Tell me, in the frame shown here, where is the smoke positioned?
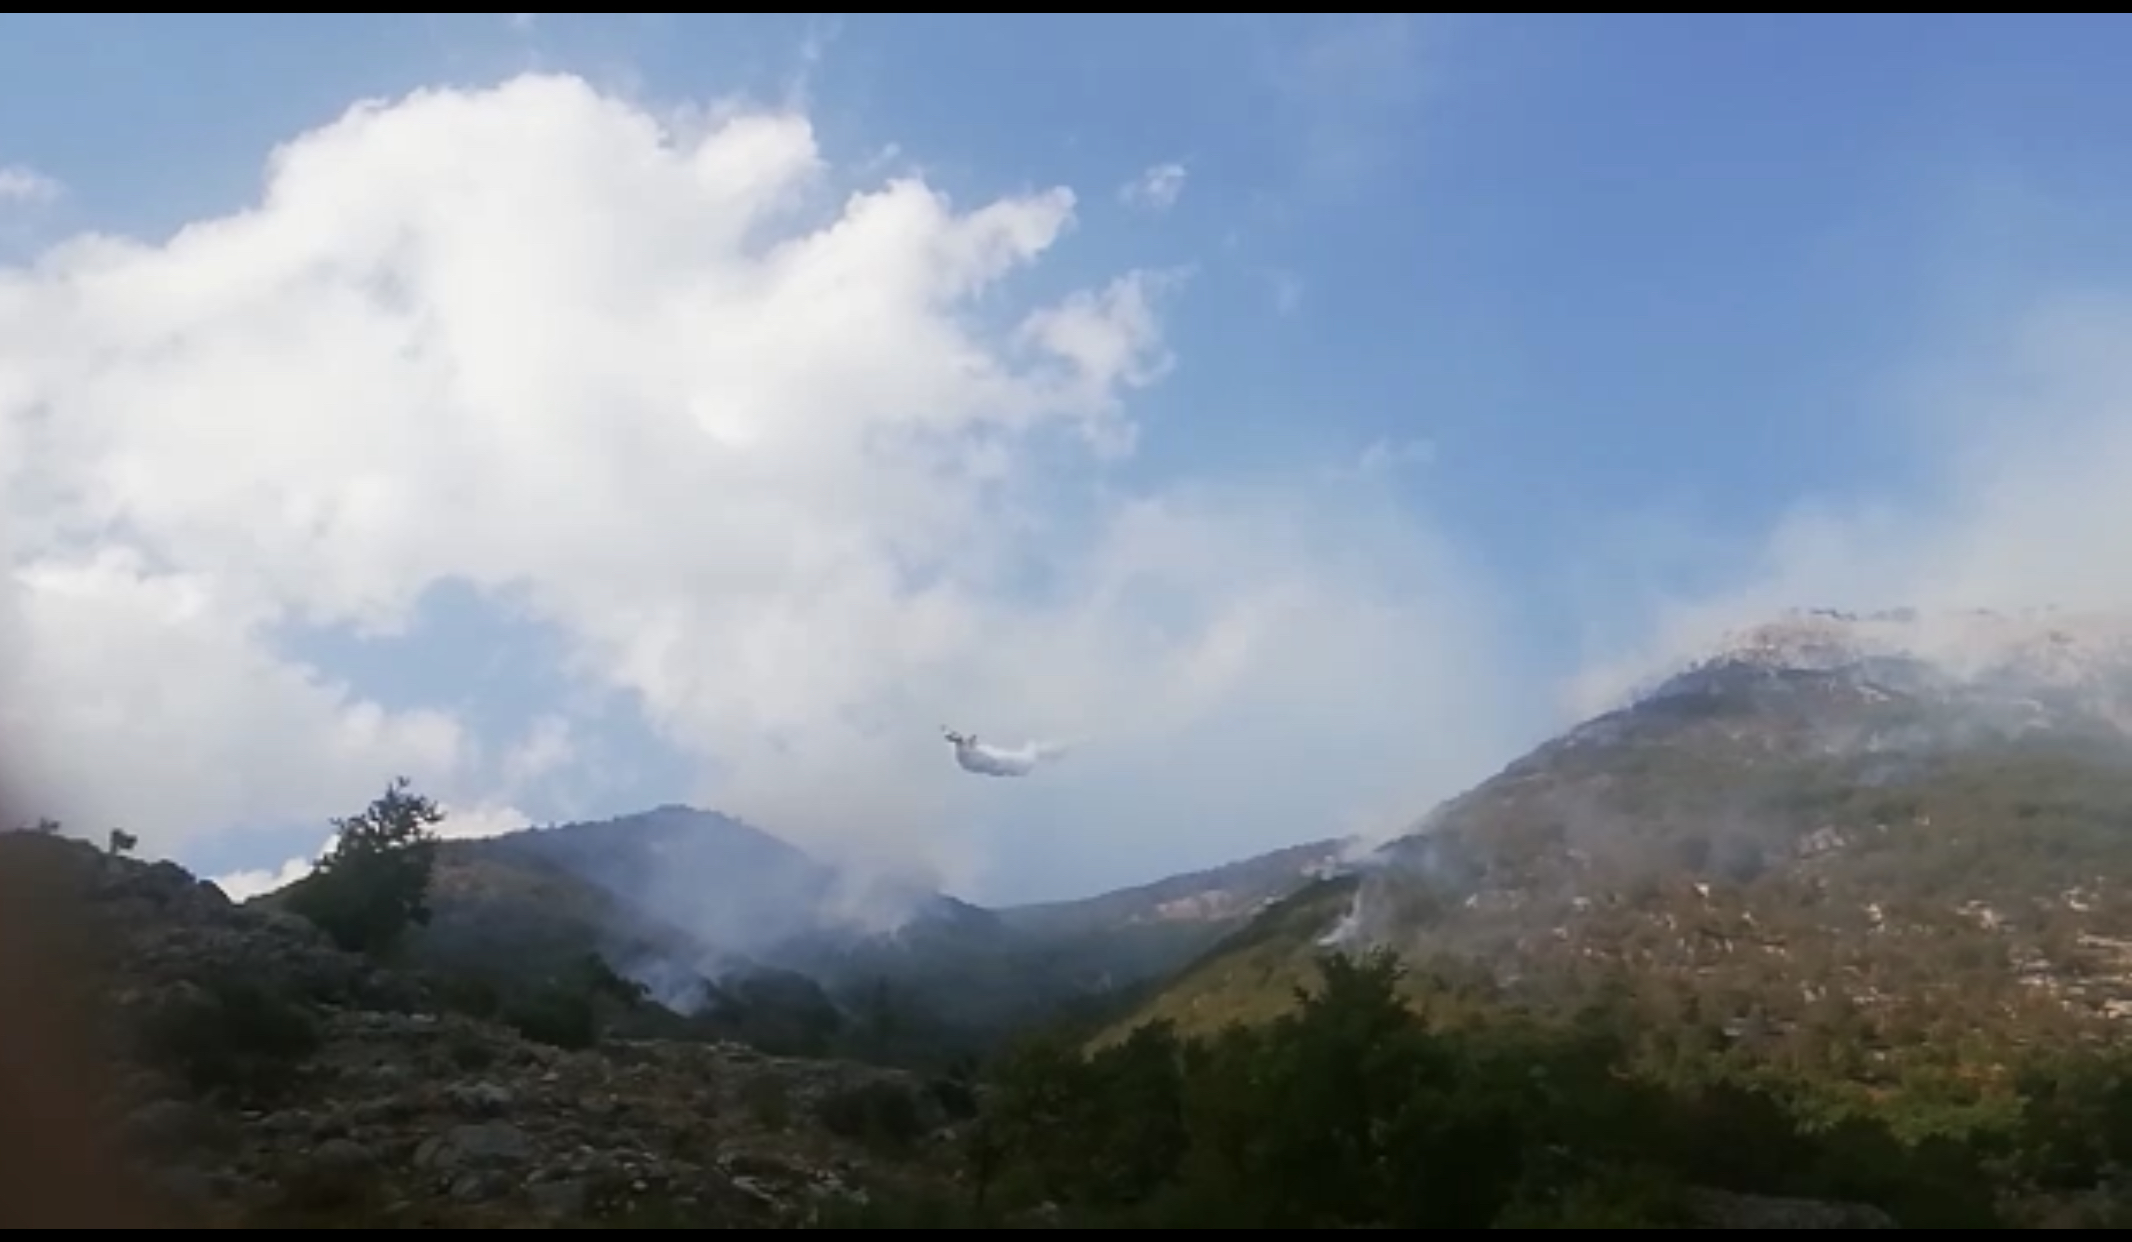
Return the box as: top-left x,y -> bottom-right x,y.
1573,260 -> 2132,722
619,953 -> 716,1015
1317,879 -> 1372,949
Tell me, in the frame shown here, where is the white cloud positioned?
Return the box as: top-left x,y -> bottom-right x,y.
0,548 -> 466,847
212,854 -> 317,903
436,801 -> 536,842
0,164 -> 61,206
0,73 -> 1522,895
1118,162 -> 1188,213
502,715 -> 575,789
209,798 -> 535,902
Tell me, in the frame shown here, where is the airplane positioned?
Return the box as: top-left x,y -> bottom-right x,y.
942,725 -> 1060,778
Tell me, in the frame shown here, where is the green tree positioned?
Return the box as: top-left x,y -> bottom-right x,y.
286,777 -> 444,957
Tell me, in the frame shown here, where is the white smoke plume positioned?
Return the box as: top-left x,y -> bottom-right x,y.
1317,882 -> 1369,949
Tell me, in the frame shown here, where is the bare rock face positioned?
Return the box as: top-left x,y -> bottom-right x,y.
5,835 -> 961,1228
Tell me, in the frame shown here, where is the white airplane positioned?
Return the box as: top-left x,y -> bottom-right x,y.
941,726 -> 1067,778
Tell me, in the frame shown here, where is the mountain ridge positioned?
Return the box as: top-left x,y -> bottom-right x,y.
333,802 -> 1355,1058
1108,606 -> 2132,1087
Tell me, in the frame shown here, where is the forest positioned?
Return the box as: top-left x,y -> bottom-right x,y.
902,950 -> 2132,1229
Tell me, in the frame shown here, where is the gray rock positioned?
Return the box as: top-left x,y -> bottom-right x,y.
449,1080 -> 514,1116
448,1169 -> 512,1202
308,1137 -> 374,1176
528,1177 -> 589,1217
437,1120 -> 533,1169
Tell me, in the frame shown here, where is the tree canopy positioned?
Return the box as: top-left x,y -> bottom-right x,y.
285,777 -> 444,957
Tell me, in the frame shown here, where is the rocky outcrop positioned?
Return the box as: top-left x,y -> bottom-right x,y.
119,1010 -> 953,1227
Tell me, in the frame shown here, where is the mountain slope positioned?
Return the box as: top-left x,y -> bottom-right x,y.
1109,610 -> 2132,1093
465,804 -> 840,960
1000,838 -> 1347,938
386,805 -> 1342,1057
730,840 -> 1353,1050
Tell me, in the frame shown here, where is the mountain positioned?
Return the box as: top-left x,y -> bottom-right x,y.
1108,609 -> 2132,1106
767,839 -> 1351,1054
385,804 -> 1341,1061
1000,838 -> 1348,938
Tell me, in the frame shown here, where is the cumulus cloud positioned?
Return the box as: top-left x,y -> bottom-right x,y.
0,549 -> 468,846
0,73 -> 1525,897
1570,287 -> 2132,720
1118,162 -> 1188,213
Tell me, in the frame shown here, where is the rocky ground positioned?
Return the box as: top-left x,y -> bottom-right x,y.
6,834 -> 967,1228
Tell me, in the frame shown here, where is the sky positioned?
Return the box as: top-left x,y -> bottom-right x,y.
5,14 -> 2132,907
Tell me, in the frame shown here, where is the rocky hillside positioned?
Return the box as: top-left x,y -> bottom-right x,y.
0,832 -> 974,1229
1110,609 -> 2132,1102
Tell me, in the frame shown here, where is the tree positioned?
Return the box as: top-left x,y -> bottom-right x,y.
285,777 -> 444,957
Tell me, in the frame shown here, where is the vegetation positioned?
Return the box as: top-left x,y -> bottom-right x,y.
954,950 -> 2132,1228
286,777 -> 445,957
138,973 -> 323,1104
63,657 -> 2132,1227
1122,729 -> 2132,1074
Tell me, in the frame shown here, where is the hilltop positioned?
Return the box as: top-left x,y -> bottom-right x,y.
1110,609 -> 2132,1115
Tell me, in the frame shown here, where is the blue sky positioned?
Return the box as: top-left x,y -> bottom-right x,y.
5,14 -> 2132,907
